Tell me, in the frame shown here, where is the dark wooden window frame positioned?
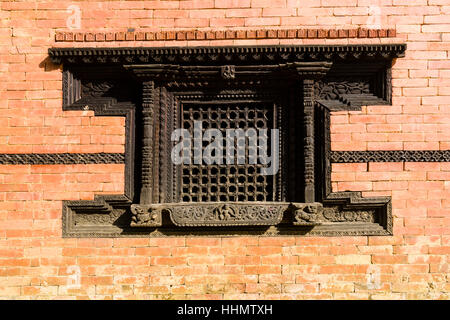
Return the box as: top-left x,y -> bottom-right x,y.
48,44 -> 406,237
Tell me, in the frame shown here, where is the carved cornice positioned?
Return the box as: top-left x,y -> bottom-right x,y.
49,44 -> 406,65
282,61 -> 333,78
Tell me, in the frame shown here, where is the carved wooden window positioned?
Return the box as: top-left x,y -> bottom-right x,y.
49,44 -> 406,237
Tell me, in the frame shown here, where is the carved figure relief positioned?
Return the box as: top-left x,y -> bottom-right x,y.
221,65 -> 235,79
130,204 -> 162,227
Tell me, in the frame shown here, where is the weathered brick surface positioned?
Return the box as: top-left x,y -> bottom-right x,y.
0,0 -> 449,300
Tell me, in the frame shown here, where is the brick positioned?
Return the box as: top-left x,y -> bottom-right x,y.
225,30 -> 236,39
297,29 -> 307,38
258,237 -> 295,246
55,32 -> 64,41
145,32 -> 156,40
214,30 -> 225,39
307,29 -> 318,38
332,163 -> 367,174
373,181 -> 408,191
165,31 -> 176,40
246,246 -> 283,255
115,32 -> 126,41
336,182 -> 372,192
367,141 -> 401,151
263,8 -> 296,17
195,30 -> 206,40
105,32 -> 115,41
211,18 -> 245,27
225,256 -> 260,265
347,29 -> 357,38
235,30 -> 246,39
392,265 -> 429,274
149,238 -> 185,247
135,32 -> 145,41
251,0 -> 285,7
175,31 -> 186,40
95,33 -> 105,42
85,33 -> 95,42
358,28 -> 368,38
256,29 -> 267,38
298,256 -> 335,265
175,18 -> 209,28
244,265 -> 281,275
186,238 -> 221,246
322,0 -> 357,6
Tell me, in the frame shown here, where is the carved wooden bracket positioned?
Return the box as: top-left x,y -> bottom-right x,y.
49,44 -> 406,237
130,204 -> 162,227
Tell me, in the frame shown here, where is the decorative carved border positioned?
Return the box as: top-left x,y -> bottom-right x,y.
139,202 -> 289,227
49,44 -> 406,66
0,153 -> 124,165
2,150 -> 449,166
55,28 -> 397,42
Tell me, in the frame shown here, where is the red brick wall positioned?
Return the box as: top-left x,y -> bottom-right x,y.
0,0 -> 449,299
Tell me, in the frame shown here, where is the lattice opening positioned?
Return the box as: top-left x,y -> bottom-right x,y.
180,103 -> 278,202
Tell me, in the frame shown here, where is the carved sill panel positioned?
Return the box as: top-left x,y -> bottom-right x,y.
50,44 -> 406,237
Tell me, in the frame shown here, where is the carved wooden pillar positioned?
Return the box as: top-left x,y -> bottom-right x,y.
303,79 -> 315,203
140,81 -> 155,204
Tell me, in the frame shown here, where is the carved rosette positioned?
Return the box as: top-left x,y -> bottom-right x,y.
291,202 -> 323,226
130,204 -> 162,227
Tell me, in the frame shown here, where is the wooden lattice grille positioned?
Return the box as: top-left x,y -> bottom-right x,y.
180,102 -> 278,202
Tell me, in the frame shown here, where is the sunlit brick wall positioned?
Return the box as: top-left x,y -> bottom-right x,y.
0,0 -> 449,299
